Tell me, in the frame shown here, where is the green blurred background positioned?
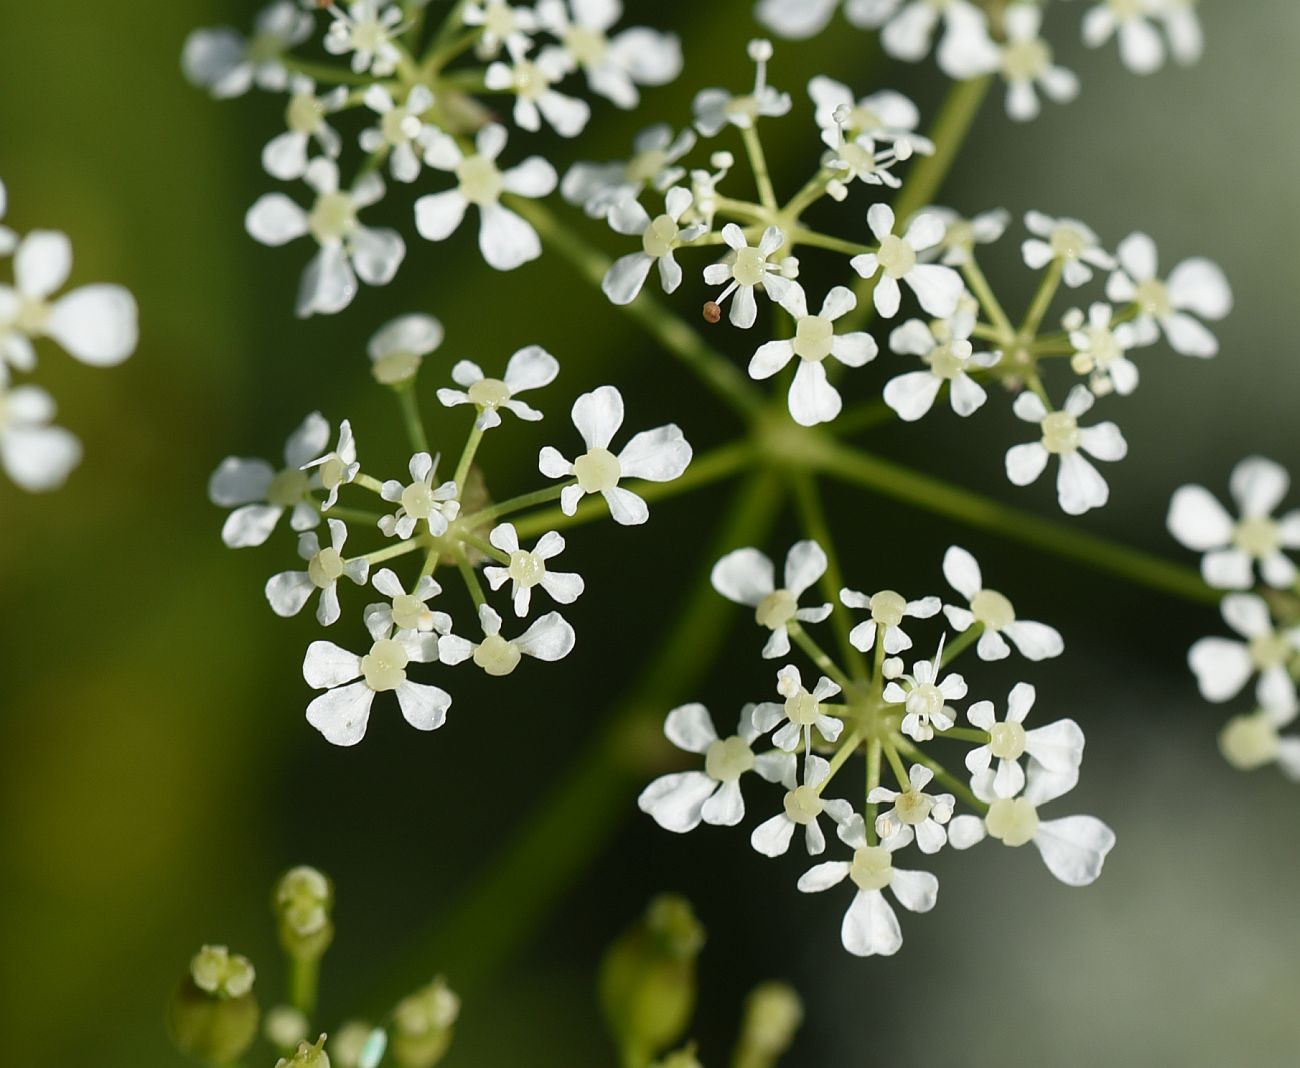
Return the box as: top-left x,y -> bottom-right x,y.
2,1 -> 1299,1064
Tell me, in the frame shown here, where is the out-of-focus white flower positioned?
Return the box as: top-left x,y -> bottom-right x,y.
368,313 -> 443,386
379,452 -> 460,539
436,344 -> 558,430
851,204 -> 964,320
845,0 -> 999,82
562,125 -> 697,219
1218,708 -> 1300,781
1189,594 -> 1300,715
870,764 -> 954,854
995,5 -> 1080,121
602,187 -> 706,305
808,76 -> 930,153
703,224 -> 804,330
839,587 -> 941,655
182,1 -> 313,98
484,523 -> 585,617
463,0 -> 538,58
438,603 -> 575,676
0,368 -> 81,492
750,754 -> 855,857
485,44 -> 591,138
262,77 -> 349,181
1063,302 -> 1155,397
965,682 -> 1084,799
266,518 -> 370,626
941,546 -> 1065,662
1083,0 -> 1169,74
913,206 -> 1008,266
324,1 -> 405,76
1159,0 -> 1204,65
711,541 -> 833,659
359,84 -> 441,183
884,309 -> 997,422
694,39 -> 792,137
1021,212 -> 1115,288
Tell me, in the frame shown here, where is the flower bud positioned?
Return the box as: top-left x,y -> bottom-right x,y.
277,1034 -> 330,1068
274,866 -> 335,962
329,1022 -> 374,1068
391,977 -> 460,1068
732,982 -> 803,1068
266,1005 -> 310,1052
599,895 -> 705,1064
166,952 -> 259,1065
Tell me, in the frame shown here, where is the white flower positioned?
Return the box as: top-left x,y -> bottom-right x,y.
359,84 -> 441,183
303,620 -> 447,747
562,124 -> 696,219
438,603 -> 575,676
0,230 -> 138,372
1083,0 -> 1169,74
870,764 -> 953,854
693,39 -> 792,137
756,0 -> 842,39
1168,457 -> 1300,590
485,44 -> 591,138
1005,385 -> 1127,516
823,132 -> 912,198
797,817 -> 938,958
965,682 -> 1085,799
1159,0 -> 1203,65
839,587 -> 941,655
537,0 -> 683,109
1063,302 -> 1155,397
246,159 -> 405,319
751,754 -> 856,857
913,206 -> 1008,267
368,313 -> 443,386
808,76 -> 929,153
538,385 -> 692,526
1189,594 -> 1300,715
749,286 -> 878,426
711,541 -> 833,659
379,452 -> 460,539
416,124 -> 557,272
884,310 -> 997,421
850,204 -> 964,320
846,0 -> 998,79
948,763 -> 1115,887
882,649 -> 967,741
181,1 -> 313,98
1021,212 -> 1115,288
365,569 -> 451,636
1219,708 -> 1300,780
324,1 -> 404,76
436,345 -> 558,430
941,546 -> 1065,661
483,523 -> 585,616
602,187 -> 705,306
262,77 -> 349,181
463,0 -> 539,58
209,411 -> 329,548
703,224 -> 804,330
302,419 -> 359,511
0,369 -> 81,492
996,4 -> 1080,121
753,664 -> 844,753
1105,232 -> 1232,357
638,703 -> 796,832
266,518 -> 370,626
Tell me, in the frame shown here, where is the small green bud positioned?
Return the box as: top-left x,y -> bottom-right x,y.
599,895 -> 705,1065
166,972 -> 259,1065
191,945 -> 256,998
265,1005 -> 310,1052
274,866 -> 335,962
732,982 -> 803,1068
391,977 -> 460,1068
277,1034 -> 330,1068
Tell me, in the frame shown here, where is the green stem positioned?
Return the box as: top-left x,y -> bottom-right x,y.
461,529 -> 509,564
882,740 -> 910,789
327,505 -> 385,525
830,400 -> 895,438
397,386 -> 429,455
894,737 -> 982,810
818,729 -> 865,792
790,474 -> 867,676
962,257 -> 1015,340
281,57 -> 375,86
790,624 -> 854,692
865,738 -> 881,845
940,624 -> 983,666
289,956 -> 319,1019
453,424 -> 484,495
365,539 -> 424,566
936,726 -> 990,744
1022,258 -> 1063,339
789,227 -> 874,257
468,484 -> 567,528
741,126 -> 778,213
781,168 -> 834,222
456,549 -> 486,607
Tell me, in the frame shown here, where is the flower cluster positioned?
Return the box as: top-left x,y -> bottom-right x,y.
1169,456 -> 1300,779
756,0 -> 1203,119
183,0 -> 682,316
571,40 -> 1230,515
0,177 -> 138,492
208,314 -> 691,745
640,540 -> 1113,957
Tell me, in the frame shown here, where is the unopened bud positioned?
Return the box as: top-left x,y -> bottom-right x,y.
275,866 -> 335,962
747,39 -> 774,62
266,1005 -> 310,1052
703,302 -> 722,324
391,977 -> 460,1068
167,962 -> 259,1065
733,982 -> 803,1068
277,1034 -> 331,1068
191,945 -> 256,998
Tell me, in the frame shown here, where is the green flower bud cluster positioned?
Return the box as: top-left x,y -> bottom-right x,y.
391,977 -> 461,1068
167,947 -> 259,1065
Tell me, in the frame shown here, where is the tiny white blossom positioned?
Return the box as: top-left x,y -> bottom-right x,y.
703,224 -> 804,330
0,369 -> 81,492
266,518 -> 370,626
850,204 -> 964,320
995,5 -> 1080,122
941,545 -> 1065,661
882,647 -> 967,741
823,130 -> 912,199
562,125 -> 697,219
538,385 -> 692,526
711,540 -> 833,659
438,603 -> 575,676
965,682 -> 1084,799
483,523 -> 585,617
368,313 -> 443,386
693,39 -> 792,137
884,309 -> 998,421
870,764 -> 953,855
302,419 -> 359,511
463,0 -> 539,58
485,44 -> 591,138
1168,456 -> 1300,590
751,753 -> 855,857
437,344 -> 558,430
839,587 -> 941,655
379,452 -> 460,539
1021,212 -> 1115,288
1063,302 -> 1156,397
365,569 -> 451,636
753,664 -> 844,753
324,1 -> 405,76
1005,385 -> 1127,516
913,206 -> 1008,267
638,703 -> 796,832
182,1 -> 313,98
808,76 -> 930,154
262,77 -> 349,181
360,84 -> 441,183
1188,594 -> 1300,715
603,187 -> 706,306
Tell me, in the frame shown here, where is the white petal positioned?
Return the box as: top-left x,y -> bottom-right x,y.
1230,456 -> 1289,518
711,548 -> 774,606
479,203 -> 542,271
618,424 -> 692,481
516,612 -> 576,661
15,231 -> 72,298
883,371 -> 942,422
784,540 -> 827,597
414,190 -> 469,241
1167,257 -> 1232,320
701,779 -> 745,826
664,702 -> 719,754
1003,620 -> 1064,661
1056,452 -> 1109,515
889,867 -> 939,912
841,889 -> 902,957
1167,485 -> 1234,550
1187,637 -> 1253,702
1033,816 -> 1115,887
796,860 -> 850,893
637,771 -> 715,832
751,814 -> 796,856
306,682 -> 375,747
303,640 -> 363,688
221,504 -> 283,548
396,681 -> 451,731
266,570 -> 316,617
571,384 -> 624,449
246,194 -> 309,246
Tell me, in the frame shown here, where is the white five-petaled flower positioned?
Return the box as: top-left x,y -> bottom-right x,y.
365,568 -> 451,636
324,1 -> 405,76
438,603 -> 575,676
0,230 -> 138,372
209,411 -> 329,548
379,452 -> 460,539
484,523 -> 585,617
416,124 -> 557,272
638,703 -> 796,832
948,762 -> 1115,888
884,309 -> 998,422
797,817 -> 938,958
883,648 -> 967,741
753,664 -> 844,753
485,43 -> 591,138
711,540 -> 833,659
360,84 -> 441,183
850,204 -> 964,320
693,39 -> 792,137
246,159 -> 405,319
181,1 -> 313,98
463,0 -> 539,58
436,344 -> 559,430
965,682 -> 1085,799
995,5 -> 1080,122
1021,212 -> 1115,288
703,224 -> 803,330
1063,302 -> 1155,397
538,384 -> 692,526
0,368 -> 81,492
603,187 -> 706,306
808,77 -> 930,154
303,619 -> 447,747
302,419 -> 359,511
1189,594 -> 1300,715
751,754 -> 856,857
537,0 -> 683,109
1083,0 -> 1171,75
368,313 -> 443,387
1168,456 -> 1300,590
562,124 -> 697,219
839,0 -> 998,81
749,286 -> 878,426
1105,232 -> 1232,357
1005,385 -> 1127,516
262,77 -> 349,181
913,206 -> 1008,266
839,587 -> 941,655
941,546 -> 1065,662
870,764 -> 954,855
266,518 -> 370,626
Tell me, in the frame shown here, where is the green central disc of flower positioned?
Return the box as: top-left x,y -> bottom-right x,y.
877,234 -> 916,278
928,343 -> 967,380
1001,37 -> 1051,81
457,155 -> 504,206
573,447 -> 621,493
848,105 -> 883,135
473,633 -> 522,676
971,588 -> 1015,630
784,785 -> 824,824
1249,632 -> 1292,670
627,148 -> 669,185
785,689 -> 822,726
373,351 -> 422,385
319,456 -> 347,491
392,593 -> 428,632
362,638 -> 409,692
849,845 -> 893,891
512,58 -> 549,100
642,215 -> 679,258
988,720 -> 1027,760
1050,225 -> 1089,260
351,18 -> 385,52
905,682 -> 944,720
893,789 -> 935,826
839,140 -> 877,175
704,736 -> 755,782
309,192 -> 357,244
287,91 -> 325,134
1234,515 -> 1280,557
309,547 -> 345,588
381,107 -> 414,145
986,797 -> 1039,847
755,589 -> 797,630
1083,324 -> 1121,368
468,377 -> 511,408
793,314 -> 835,362
1040,411 -> 1080,454
508,549 -> 545,587
268,468 -> 310,508
564,25 -> 608,65
1133,278 -> 1172,318
870,589 -> 907,627
402,482 -> 437,519
1220,712 -> 1280,770
733,246 -> 769,288
484,4 -> 515,37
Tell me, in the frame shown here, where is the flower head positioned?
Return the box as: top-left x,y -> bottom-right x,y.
839,587 -> 941,655
359,84 -> 441,183
368,313 -> 443,386
750,753 -> 855,857
562,124 -> 696,219
438,603 -> 575,676
303,420 -> 359,511
693,39 -> 792,137
182,1 -> 313,98
1063,302 -> 1155,397
913,206 -> 1008,267
996,5 -> 1079,122
850,204 -> 964,319
603,187 -> 706,305
703,224 -> 803,330
752,664 -> 844,753
882,645 -> 968,741
365,569 -> 451,636
266,518 -> 370,626
941,545 -> 1064,661
965,682 -> 1084,799
711,541 -> 833,659
262,77 -> 349,181
870,764 -> 954,854
437,345 -> 559,430
324,0 -> 405,76
485,42 -> 592,138
483,523 -> 585,616
1188,594 -> 1300,715
1021,212 -> 1115,288
379,452 -> 460,539
883,307 -> 998,422
0,369 -> 81,492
